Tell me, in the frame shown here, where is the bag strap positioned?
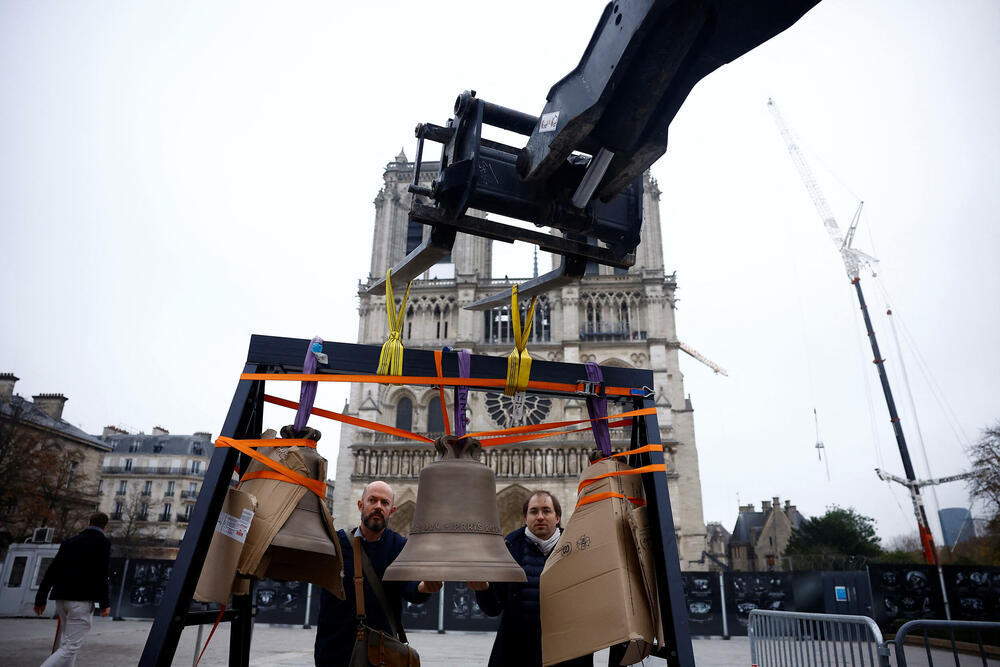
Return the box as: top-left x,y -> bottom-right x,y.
353,536 -> 365,621
352,533 -> 408,643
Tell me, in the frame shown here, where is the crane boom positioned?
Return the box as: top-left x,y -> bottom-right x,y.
767,98 -> 873,279
678,341 -> 728,376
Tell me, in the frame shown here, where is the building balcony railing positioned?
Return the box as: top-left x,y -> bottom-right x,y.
140,490 -> 151,496
158,513 -> 171,522
180,490 -> 199,500
102,466 -> 205,478
110,512 -> 123,521
164,491 -> 174,497
350,444 -> 640,481
137,514 -> 149,522
176,514 -> 190,523
579,325 -> 647,342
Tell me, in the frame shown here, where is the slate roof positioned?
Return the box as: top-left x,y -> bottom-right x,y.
100,433 -> 212,457
0,395 -> 109,451
730,510 -> 766,546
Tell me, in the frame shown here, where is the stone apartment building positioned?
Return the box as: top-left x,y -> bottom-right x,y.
332,151 -> 709,567
0,373 -> 110,548
728,497 -> 803,571
97,427 -> 213,546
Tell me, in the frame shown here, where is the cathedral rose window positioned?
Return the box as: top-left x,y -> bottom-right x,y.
484,392 -> 552,428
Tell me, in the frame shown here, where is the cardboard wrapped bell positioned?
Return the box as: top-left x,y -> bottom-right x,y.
236,426 -> 345,599
193,487 -> 258,604
540,458 -> 662,666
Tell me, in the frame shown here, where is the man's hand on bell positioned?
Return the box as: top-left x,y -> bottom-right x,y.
417,581 -> 443,594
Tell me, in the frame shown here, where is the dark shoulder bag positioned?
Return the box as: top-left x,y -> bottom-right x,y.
349,536 -> 420,667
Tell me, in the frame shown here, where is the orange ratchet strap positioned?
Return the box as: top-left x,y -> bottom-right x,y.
240,373 -> 643,398
475,418 -> 635,447
577,463 -> 667,495
216,437 -> 327,499
463,407 -> 655,441
576,491 -> 647,510
593,443 -> 664,462
433,350 -> 451,435
264,395 -> 433,444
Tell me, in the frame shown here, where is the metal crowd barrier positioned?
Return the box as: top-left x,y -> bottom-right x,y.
749,609 -> 888,667
889,619 -> 1000,666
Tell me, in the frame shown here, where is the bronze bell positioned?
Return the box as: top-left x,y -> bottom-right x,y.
384,435 -> 526,583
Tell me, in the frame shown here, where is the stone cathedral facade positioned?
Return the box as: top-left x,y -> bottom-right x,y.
333,151 -> 708,567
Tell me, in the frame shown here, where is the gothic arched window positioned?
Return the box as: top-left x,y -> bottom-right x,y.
427,396 -> 445,434
395,397 -> 413,432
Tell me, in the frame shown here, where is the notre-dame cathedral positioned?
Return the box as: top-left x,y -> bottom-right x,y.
333,150 -> 708,568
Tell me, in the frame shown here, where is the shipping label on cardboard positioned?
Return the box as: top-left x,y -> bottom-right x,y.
216,508 -> 254,544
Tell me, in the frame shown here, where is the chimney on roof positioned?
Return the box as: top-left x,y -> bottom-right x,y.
152,425 -> 169,436
761,499 -> 772,511
739,504 -> 755,513
784,499 -> 791,511
772,496 -> 781,509
193,431 -> 212,441
103,425 -> 128,436
32,393 -> 67,420
0,373 -> 18,401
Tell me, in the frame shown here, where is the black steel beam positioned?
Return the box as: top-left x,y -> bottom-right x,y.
138,366 -> 264,667
246,335 -> 650,404
638,395 -> 695,667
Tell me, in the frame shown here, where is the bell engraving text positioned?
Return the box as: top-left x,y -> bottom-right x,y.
411,520 -> 501,535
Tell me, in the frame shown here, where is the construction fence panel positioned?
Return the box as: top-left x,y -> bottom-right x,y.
890,619 -> 1000,666
749,609 -> 889,667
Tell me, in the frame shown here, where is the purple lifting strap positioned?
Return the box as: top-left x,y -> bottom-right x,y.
585,362 -> 611,456
293,336 -> 324,432
454,348 -> 471,436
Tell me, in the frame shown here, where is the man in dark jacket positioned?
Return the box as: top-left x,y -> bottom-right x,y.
33,512 -> 112,667
314,481 -> 440,666
472,491 -> 591,667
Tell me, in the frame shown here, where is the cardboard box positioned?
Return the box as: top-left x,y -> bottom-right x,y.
194,488 -> 257,604
540,459 -> 657,666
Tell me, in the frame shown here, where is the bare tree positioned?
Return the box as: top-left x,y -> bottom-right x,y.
109,488 -> 157,558
967,422 -> 1000,516
0,404 -> 97,544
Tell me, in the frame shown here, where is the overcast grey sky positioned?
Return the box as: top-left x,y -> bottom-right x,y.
2,0 -> 998,543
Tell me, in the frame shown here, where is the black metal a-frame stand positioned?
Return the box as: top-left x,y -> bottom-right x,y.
138,334 -> 695,666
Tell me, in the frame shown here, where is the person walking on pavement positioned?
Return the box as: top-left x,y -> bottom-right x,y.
314,480 -> 442,666
471,490 -> 592,667
33,512 -> 112,667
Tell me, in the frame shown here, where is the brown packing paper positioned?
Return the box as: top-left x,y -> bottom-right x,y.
625,502 -> 665,649
194,488 -> 258,604
540,459 -> 656,666
236,444 -> 345,599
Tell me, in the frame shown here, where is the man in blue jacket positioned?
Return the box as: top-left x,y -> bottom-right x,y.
314,480 -> 441,666
472,491 -> 591,667
34,512 -> 112,667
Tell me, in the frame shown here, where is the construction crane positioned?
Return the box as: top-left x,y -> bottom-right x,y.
766,98 -> 946,575
875,468 -> 974,491
677,341 -> 728,376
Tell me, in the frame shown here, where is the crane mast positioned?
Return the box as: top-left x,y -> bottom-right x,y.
766,98 -> 943,572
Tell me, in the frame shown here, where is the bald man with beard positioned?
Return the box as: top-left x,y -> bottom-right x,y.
314,481 -> 442,666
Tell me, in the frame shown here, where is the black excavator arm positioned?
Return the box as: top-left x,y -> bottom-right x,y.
366,0 -> 821,307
